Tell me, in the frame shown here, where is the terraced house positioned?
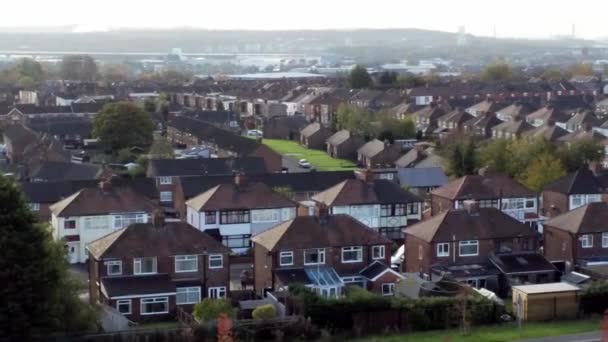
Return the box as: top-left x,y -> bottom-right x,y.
311,170 -> 422,241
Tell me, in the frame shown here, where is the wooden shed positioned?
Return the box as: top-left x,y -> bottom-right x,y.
512,283 -> 580,321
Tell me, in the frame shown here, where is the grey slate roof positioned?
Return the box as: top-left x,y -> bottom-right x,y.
398,167 -> 448,188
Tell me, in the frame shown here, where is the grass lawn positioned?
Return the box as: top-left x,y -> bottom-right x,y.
356,318 -> 601,342
262,139 -> 357,171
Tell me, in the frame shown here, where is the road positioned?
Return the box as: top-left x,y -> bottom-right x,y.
517,331 -> 602,342
282,155 -> 310,173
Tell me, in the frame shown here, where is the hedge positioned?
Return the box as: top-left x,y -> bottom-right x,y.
581,280 -> 608,314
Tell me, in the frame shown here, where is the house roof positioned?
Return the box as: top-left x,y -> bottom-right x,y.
252,214 -> 391,251
492,119 -> 534,134
148,157 -> 267,177
489,253 -> 557,275
2,124 -> 37,144
431,174 -> 533,200
512,283 -> 579,294
496,103 -> 537,120
523,123 -> 569,141
312,178 -> 422,206
463,112 -> 502,130
543,202 -> 608,234
30,161 -> 102,182
566,111 -> 603,128
88,221 -> 230,259
357,139 -> 385,158
359,261 -> 405,281
101,274 -> 175,299
50,182 -> 158,217
438,108 -> 474,124
558,129 -> 606,143
186,181 -> 296,211
398,167 -> 448,188
300,122 -> 324,137
465,99 -> 505,114
178,171 -> 357,199
404,208 -> 538,243
526,106 -> 570,123
26,117 -> 93,138
543,168 -> 604,195
20,178 -> 158,204
326,130 -> 352,146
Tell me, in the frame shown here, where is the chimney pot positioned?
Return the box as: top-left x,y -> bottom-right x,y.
235,172 -> 247,188
99,179 -> 112,193
316,202 -> 330,223
152,210 -> 165,228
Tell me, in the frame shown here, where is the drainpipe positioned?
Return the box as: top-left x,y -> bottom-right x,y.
452,234 -> 457,264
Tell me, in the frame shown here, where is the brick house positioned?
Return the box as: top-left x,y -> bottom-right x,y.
167,115 -> 282,172
357,139 -> 401,169
541,168 -> 606,218
299,122 -> 333,150
462,112 -> 503,139
185,174 -> 298,254
543,202 -> 608,273
430,174 -> 539,227
252,211 -> 402,298
2,124 -> 38,164
403,201 -> 556,296
50,180 -> 160,263
465,98 -> 505,117
87,217 -> 231,322
326,130 -> 365,160
311,170 -> 423,241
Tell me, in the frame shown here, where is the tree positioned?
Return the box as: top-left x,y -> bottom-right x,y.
348,65 -> 372,89
101,63 -> 129,83
17,76 -> 36,90
92,102 -> 155,151
336,104 -> 370,136
143,99 -> 157,113
519,153 -> 566,192
558,139 -> 604,172
444,141 -> 477,177
478,139 -> 512,175
148,139 -> 175,159
252,304 -> 277,320
14,58 -> 45,81
397,73 -> 426,88
569,63 -> 594,76
193,298 -> 236,323
481,62 -> 513,81
378,71 -> 397,86
60,55 -> 98,81
0,176 -> 97,339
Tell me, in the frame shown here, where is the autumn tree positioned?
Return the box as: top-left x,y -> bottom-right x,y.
60,55 -> 98,81
519,153 -> 566,192
348,65 -> 372,89
444,141 -> 477,177
481,62 -> 513,81
336,104 -> 370,136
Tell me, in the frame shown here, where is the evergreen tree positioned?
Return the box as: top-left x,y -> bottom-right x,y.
0,176 -> 97,339
92,102 -> 155,151
348,65 -> 372,89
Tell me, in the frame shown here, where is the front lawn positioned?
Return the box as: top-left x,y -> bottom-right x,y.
262,139 -> 357,171
356,318 -> 600,342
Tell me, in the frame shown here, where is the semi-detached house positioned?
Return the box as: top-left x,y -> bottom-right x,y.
186,174 -> 297,254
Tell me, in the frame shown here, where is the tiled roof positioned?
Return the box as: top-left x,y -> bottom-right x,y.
543,168 -> 604,195
431,174 -> 533,200
252,215 -> 390,251
186,181 -> 296,211
543,202 -> 608,234
490,253 -> 557,274
398,167 -> 448,188
326,130 -> 351,146
101,274 -> 174,298
357,139 -> 385,157
148,157 -> 267,177
404,208 -> 538,243
312,178 -> 422,206
30,161 -> 102,182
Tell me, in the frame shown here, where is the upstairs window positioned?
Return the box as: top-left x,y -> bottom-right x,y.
64,220 -> 77,229
160,191 -> 173,203
581,234 -> 593,249
204,211 -> 217,225
395,204 -> 406,216
372,245 -> 385,260
220,210 -> 250,224
342,246 -> 363,263
175,255 -> 198,273
603,233 -> 608,248
459,240 -> 479,256
437,243 -> 449,257
208,254 -> 223,269
407,203 -> 419,215
134,257 -> 157,275
29,203 -> 40,211
279,251 -> 293,266
159,177 -> 173,185
380,205 -> 392,217
304,248 -> 326,265
105,260 -> 122,276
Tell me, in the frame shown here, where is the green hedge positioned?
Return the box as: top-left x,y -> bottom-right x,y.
581,281 -> 608,314
289,284 -> 504,333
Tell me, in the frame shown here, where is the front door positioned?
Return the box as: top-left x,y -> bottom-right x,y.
66,243 -> 79,264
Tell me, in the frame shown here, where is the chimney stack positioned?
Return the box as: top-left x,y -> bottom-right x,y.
589,161 -> 602,176
316,202 -> 330,223
462,200 -> 480,215
234,172 -> 247,188
356,168 -> 375,183
152,210 -> 165,228
583,122 -> 593,132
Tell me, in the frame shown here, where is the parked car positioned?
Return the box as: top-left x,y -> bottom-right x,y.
298,159 -> 311,168
247,130 -> 263,138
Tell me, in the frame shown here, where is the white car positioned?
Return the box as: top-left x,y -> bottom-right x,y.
247,130 -> 263,138
298,159 -> 311,168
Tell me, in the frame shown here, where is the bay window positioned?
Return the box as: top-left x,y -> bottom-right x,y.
395,204 -> 406,216
176,287 -> 201,305
407,203 -> 419,215
113,213 -> 147,229
205,211 -> 217,224
222,234 -> 251,249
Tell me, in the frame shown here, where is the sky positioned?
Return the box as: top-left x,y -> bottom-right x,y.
2,0 -> 607,39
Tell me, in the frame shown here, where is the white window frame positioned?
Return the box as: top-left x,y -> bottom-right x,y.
341,246 -> 363,263
372,245 -> 385,260
134,257 -> 157,275
140,297 -> 169,315
304,248 -> 326,265
160,191 -> 173,203
603,233 -> 608,248
382,283 -> 395,296
459,240 -> 479,257
29,203 -> 40,211
159,176 -> 173,185
83,216 -> 109,230
437,243 -> 450,257
116,299 -> 131,314
581,234 -> 593,249
208,286 -> 227,299
105,260 -> 122,276
208,254 -> 223,269
251,209 -> 280,223
279,251 -> 294,266
175,255 -> 198,273
176,287 -> 201,305
113,213 -> 147,229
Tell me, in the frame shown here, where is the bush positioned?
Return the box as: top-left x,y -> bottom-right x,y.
581,280 -> 608,314
252,304 -> 277,320
193,299 -> 236,323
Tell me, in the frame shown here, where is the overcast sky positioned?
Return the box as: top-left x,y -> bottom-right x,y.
3,0 -> 607,39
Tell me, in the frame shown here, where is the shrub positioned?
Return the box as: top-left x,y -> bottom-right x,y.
581,280 -> 608,314
252,304 -> 278,320
193,299 -> 236,323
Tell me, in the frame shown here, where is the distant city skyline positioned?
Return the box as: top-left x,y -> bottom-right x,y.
2,0 -> 607,39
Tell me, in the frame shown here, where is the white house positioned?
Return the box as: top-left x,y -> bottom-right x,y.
49,181 -> 158,263
185,175 -> 297,254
